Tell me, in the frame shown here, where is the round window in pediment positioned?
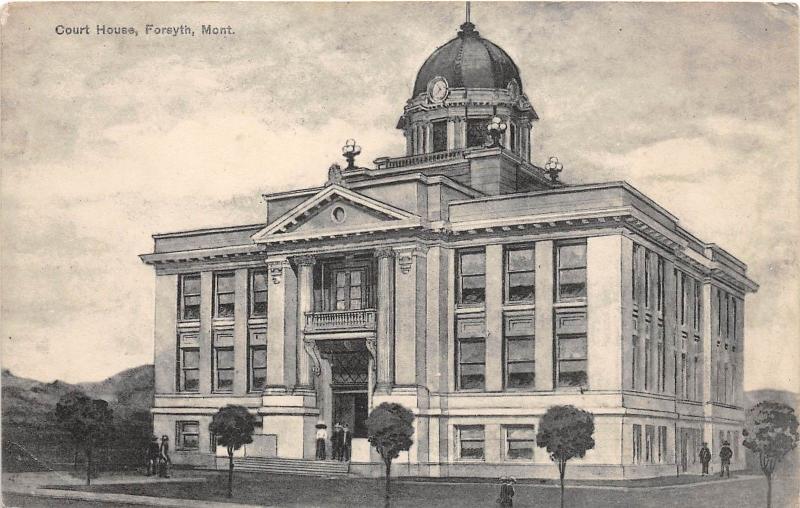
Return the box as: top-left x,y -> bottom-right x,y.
331,206 -> 346,224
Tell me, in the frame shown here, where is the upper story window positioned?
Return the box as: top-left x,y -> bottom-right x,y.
457,249 -> 486,306
556,241 -> 587,302
657,257 -> 665,312
180,274 -> 201,321
731,298 -> 738,346
678,272 -> 688,326
509,123 -> 518,153
693,280 -> 702,331
213,341 -> 234,393
178,341 -> 199,392
250,270 -> 268,317
466,118 -> 488,148
504,246 -> 534,303
214,273 -> 235,318
717,289 -> 724,336
432,120 -> 447,152
643,251 -> 651,308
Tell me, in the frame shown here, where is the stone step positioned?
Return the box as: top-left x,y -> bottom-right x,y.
232,457 -> 350,476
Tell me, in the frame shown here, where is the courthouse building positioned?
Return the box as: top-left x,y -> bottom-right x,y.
141,19 -> 758,479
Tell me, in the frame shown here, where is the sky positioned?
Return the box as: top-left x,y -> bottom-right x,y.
1,2 -> 798,393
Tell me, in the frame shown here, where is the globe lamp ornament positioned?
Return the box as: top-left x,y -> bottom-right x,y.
342,139 -> 362,169
545,156 -> 564,183
487,116 -> 508,148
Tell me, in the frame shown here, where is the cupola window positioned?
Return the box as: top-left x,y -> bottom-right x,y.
432,120 -> 447,152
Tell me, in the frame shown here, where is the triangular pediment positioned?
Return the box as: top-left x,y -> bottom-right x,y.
252,185 -> 422,243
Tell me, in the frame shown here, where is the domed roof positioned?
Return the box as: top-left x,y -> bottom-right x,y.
412,22 -> 523,98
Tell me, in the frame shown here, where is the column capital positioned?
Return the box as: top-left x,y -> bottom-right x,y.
374,247 -> 396,260
266,257 -> 290,285
294,254 -> 316,267
394,245 -> 428,275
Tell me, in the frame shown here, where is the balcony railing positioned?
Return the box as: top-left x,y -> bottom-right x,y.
373,149 -> 465,170
305,309 -> 377,333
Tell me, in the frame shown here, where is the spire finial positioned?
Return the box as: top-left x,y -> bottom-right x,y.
466,1 -> 470,24
459,2 -> 477,37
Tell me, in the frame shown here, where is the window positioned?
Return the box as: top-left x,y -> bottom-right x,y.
732,299 -> 738,346
657,326 -> 665,393
509,123 -> 518,152
213,343 -> 234,392
658,426 -> 668,463
432,120 -> 447,152
645,425 -> 655,463
180,274 -> 201,321
250,270 -> 268,317
466,118 -> 488,148
693,280 -> 702,331
176,421 -> 199,450
723,363 -> 729,403
644,251 -> 651,308
693,355 -> 700,400
458,338 -> 485,390
631,334 -> 639,390
556,242 -> 587,301
505,426 -> 535,460
250,345 -> 267,391
731,364 -> 737,405
214,273 -> 235,318
657,257 -> 665,312
505,335 -> 534,389
632,424 -> 642,464
679,272 -> 687,326
644,336 -> 651,391
458,426 -> 485,460
632,244 -> 640,302
505,246 -> 534,302
179,346 -> 199,392
457,250 -> 486,305
726,294 -> 732,339
557,334 -> 587,388
334,268 -> 365,310
717,289 -> 724,336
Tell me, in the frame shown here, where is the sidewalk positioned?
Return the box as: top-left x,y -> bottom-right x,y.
3,471 -> 259,508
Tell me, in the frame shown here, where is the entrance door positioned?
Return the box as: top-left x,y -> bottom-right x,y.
333,392 -> 368,438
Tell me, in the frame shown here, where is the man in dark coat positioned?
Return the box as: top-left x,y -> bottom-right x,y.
158,435 -> 171,478
497,476 -> 515,507
719,441 -> 733,478
146,436 -> 160,476
332,423 -> 342,461
341,423 -> 352,462
699,442 -> 712,475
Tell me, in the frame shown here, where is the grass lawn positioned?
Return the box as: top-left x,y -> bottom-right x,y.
53,470 -> 800,507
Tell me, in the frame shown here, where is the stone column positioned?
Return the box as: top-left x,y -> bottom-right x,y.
394,244 -> 427,386
587,235 -> 623,391
233,268 -> 249,395
485,244 -> 504,392
266,257 -> 290,391
534,241 -> 554,390
154,274 -> 178,394
701,281 -> 714,439
375,248 -> 395,392
295,255 -> 316,390
199,271 -> 213,394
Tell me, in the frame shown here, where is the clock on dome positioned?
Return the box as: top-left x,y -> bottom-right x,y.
427,76 -> 449,103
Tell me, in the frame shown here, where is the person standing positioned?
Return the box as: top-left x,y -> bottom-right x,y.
158,435 -> 171,478
341,423 -> 352,462
497,477 -> 515,507
332,423 -> 342,461
719,440 -> 733,478
699,442 -> 712,475
146,436 -> 160,476
315,422 -> 328,460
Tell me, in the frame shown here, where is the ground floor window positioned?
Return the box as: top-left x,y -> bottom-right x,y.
658,426 -> 668,463
176,421 -> 200,451
504,426 -> 536,460
645,425 -> 655,463
632,424 -> 642,464
457,426 -> 485,460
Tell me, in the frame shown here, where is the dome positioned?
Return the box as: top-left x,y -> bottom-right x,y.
412,22 -> 523,98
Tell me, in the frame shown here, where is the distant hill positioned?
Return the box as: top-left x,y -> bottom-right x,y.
744,389 -> 799,410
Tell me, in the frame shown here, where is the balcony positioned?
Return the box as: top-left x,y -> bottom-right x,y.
305,309 -> 377,333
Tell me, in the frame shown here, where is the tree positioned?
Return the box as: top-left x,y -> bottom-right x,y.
55,393 -> 114,485
366,402 -> 415,502
742,401 -> 799,508
209,405 -> 256,498
536,405 -> 595,508
55,391 -> 88,471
